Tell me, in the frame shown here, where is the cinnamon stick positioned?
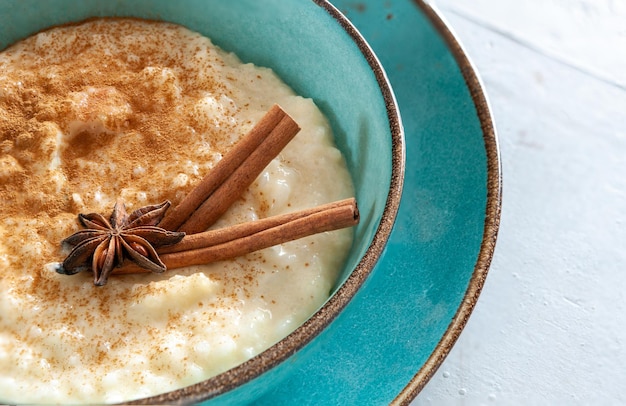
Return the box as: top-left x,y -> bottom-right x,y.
114,197 -> 359,274
158,104 -> 300,233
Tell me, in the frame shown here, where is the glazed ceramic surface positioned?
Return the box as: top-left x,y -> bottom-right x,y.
0,0 -> 500,404
0,0 -> 404,404
253,1 -> 500,404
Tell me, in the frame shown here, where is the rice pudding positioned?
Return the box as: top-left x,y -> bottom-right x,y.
0,18 -> 354,403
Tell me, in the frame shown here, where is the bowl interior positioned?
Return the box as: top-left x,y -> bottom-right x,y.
0,0 -> 394,293
0,0 -> 402,403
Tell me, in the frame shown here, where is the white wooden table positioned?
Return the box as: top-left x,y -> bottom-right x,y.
413,1 -> 626,404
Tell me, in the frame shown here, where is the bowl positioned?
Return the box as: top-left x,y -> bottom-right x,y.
0,0 -> 404,404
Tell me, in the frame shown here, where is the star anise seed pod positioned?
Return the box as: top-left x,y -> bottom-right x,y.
58,199 -> 185,286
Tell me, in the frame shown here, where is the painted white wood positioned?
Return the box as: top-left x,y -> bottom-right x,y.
434,0 -> 626,88
413,1 -> 626,404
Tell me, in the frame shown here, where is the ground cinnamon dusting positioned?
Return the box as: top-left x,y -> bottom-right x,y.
0,19 -> 250,276
0,18 -> 354,404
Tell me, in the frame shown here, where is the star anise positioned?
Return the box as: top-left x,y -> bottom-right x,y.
58,199 -> 185,286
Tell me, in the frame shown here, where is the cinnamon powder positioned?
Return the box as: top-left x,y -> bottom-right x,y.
0,18 -> 354,404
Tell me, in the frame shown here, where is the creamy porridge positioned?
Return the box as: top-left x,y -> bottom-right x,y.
0,19 -> 354,403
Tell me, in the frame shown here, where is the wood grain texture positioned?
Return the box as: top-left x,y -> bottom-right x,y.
415,1 -> 626,404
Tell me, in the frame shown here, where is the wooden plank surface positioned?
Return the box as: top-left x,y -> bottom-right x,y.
414,1 -> 626,404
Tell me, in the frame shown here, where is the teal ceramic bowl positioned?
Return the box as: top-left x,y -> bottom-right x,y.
0,0 -> 404,404
276,1 -> 500,404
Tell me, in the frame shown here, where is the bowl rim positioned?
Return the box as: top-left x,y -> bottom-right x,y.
390,1 -> 502,404
125,1 -> 405,404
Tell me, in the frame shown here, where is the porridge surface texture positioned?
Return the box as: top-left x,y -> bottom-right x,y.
0,18 -> 353,403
